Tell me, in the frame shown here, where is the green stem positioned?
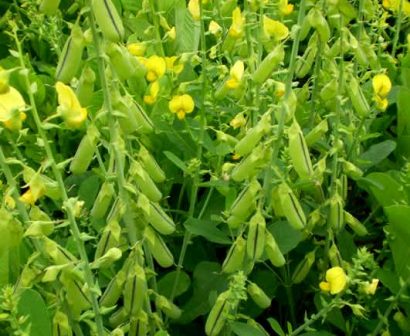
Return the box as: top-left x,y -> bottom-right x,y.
11,25 -> 104,336
149,0 -> 165,56
392,0 -> 404,59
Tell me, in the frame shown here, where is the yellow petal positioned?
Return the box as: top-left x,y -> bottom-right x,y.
325,266 -> 347,294
263,15 -> 289,41
230,60 -> 244,82
127,42 -> 146,57
0,87 -> 26,122
372,74 -> 391,98
145,56 -> 166,82
230,113 -> 246,129
177,110 -> 186,120
188,0 -> 200,21
169,96 -> 182,114
364,279 -> 379,295
319,281 -> 330,292
167,27 -> 176,40
181,94 -> 194,113
209,20 -> 222,35
229,7 -> 244,38
279,0 -> 294,15
374,95 -> 388,111
20,189 -> 36,205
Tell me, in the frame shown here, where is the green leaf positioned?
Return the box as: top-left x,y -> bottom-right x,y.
179,262 -> 228,323
269,220 -> 303,254
362,172 -> 408,207
17,288 -> 52,336
163,151 -> 188,172
385,205 -> 410,279
397,86 -> 410,136
78,175 -> 100,210
184,218 -> 231,245
231,322 -> 267,336
358,140 -> 396,170
157,270 -> 191,298
175,1 -> 200,53
267,318 -> 285,336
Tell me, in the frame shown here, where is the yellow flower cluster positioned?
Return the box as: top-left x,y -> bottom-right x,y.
383,0 -> 410,15
319,266 -> 347,295
226,60 -> 244,89
169,94 -> 195,120
372,73 -> 392,111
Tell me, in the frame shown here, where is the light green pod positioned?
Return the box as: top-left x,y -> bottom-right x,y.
131,161 -> 162,202
278,183 -> 306,231
252,44 -> 285,84
288,120 -> 313,179
222,235 -> 246,273
305,119 -> 329,146
247,282 -> 271,309
144,226 -> 174,268
231,145 -> 267,182
56,25 -> 84,83
76,66 -> 96,107
329,194 -> 344,232
291,250 -> 315,284
52,311 -> 72,336
139,145 -> 166,183
92,0 -> 124,42
107,43 -> 137,80
70,124 -> 100,175
124,265 -> 147,317
230,179 -> 261,219
144,201 -> 175,235
205,291 -> 229,336
346,76 -> 370,118
94,219 -> 121,260
156,295 -> 182,320
90,182 -> 114,219
40,0 -> 61,15
100,270 -> 127,307
264,231 -> 285,267
246,211 -> 266,261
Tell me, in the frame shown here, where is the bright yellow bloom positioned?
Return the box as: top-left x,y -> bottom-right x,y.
127,42 -> 146,57
226,60 -> 244,89
209,20 -> 222,36
144,81 -> 160,105
0,86 -> 26,131
142,55 -> 167,82
319,266 -> 347,295
263,15 -> 289,41
374,95 -> 389,111
229,7 -> 245,38
279,0 -> 294,15
188,0 -> 200,21
165,56 -> 184,74
372,74 -> 392,98
169,94 -> 195,120
364,279 -> 379,295
383,0 -> 410,15
230,112 -> 246,129
274,81 -> 286,97
56,82 -> 87,128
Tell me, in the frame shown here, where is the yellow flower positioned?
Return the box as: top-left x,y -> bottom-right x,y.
383,0 -> 410,15
228,7 -> 245,38
319,266 -> 347,295
230,112 -> 246,129
127,42 -> 146,57
363,278 -> 379,295
144,81 -> 160,105
0,66 -> 10,94
0,86 -> 26,131
55,81 -> 87,129
279,0 -> 294,15
209,20 -> 222,36
274,81 -> 286,97
374,95 -> 388,111
143,55 -> 167,82
263,15 -> 289,41
188,0 -> 200,21
226,60 -> 244,89
165,56 -> 184,74
169,94 -> 195,120
167,27 -> 176,40
372,73 -> 392,98
19,174 -> 46,205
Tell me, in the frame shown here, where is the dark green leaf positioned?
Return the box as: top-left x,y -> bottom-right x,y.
157,270 -> 191,298
231,322 -> 267,336
358,140 -> 396,170
184,218 -> 231,245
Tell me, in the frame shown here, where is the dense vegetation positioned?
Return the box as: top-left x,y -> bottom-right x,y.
0,0 -> 410,335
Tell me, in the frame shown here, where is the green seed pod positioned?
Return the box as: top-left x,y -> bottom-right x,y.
246,211 -> 266,261
69,124 -> 100,175
230,179 -> 261,219
22,167 -> 61,200
60,271 -> 91,312
113,96 -> 141,135
231,145 -> 268,182
100,270 -> 127,307
270,186 -> 285,217
52,311 -> 72,336
288,120 -> 313,179
234,113 -> 271,156
43,237 -> 76,265
130,161 -> 162,202
124,96 -> 154,134
222,235 -> 246,273
252,44 -> 285,84
156,295 -> 182,320
305,119 -> 329,146
92,0 -> 124,42
308,9 -> 330,42
295,35 -> 318,79
141,198 -> 175,235
226,214 -> 248,230
329,194 -> 344,232
278,183 -> 306,231
76,66 -> 96,107
40,0 -> 61,15
393,311 -> 410,332
94,219 -> 121,260
291,250 -> 315,284
346,76 -> 370,118
342,161 -> 363,180
205,291 -> 229,336
320,78 -> 338,101
56,25 -> 84,83
124,265 -> 147,317
139,145 -> 165,183
354,44 -> 369,68
344,211 -> 368,236
329,243 -> 342,267
247,282 -> 271,309
90,182 -> 114,219
109,307 -> 128,328
107,43 -> 137,80
264,230 -> 285,267
327,37 -> 350,58
129,311 -> 149,336
144,226 -> 174,268
299,16 -> 312,41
